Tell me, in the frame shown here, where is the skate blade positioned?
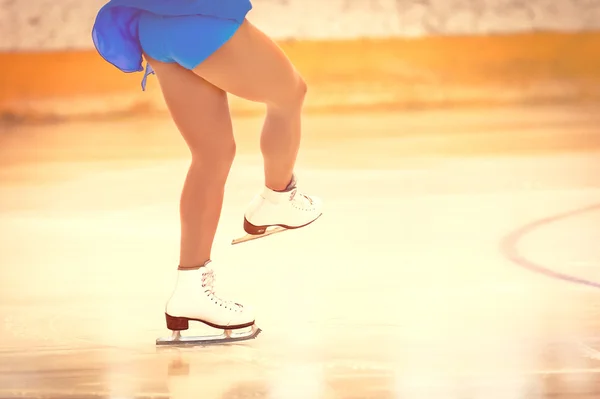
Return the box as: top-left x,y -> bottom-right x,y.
156,325 -> 262,346
231,226 -> 287,245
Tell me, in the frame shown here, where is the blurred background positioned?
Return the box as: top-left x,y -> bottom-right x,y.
1,0 -> 600,121
1,1 -> 600,398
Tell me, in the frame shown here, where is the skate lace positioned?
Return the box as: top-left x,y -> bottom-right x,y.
290,189 -> 313,206
201,269 -> 240,311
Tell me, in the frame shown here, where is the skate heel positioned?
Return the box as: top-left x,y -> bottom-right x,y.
243,218 -> 268,235
165,314 -> 189,331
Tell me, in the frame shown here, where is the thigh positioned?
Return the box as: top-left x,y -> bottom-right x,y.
145,56 -> 235,156
191,19 -> 304,106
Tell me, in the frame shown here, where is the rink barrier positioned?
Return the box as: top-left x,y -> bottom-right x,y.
1,32 -> 599,122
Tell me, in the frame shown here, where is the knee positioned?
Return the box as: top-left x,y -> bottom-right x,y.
269,74 -> 307,111
295,76 -> 308,102
219,141 -> 237,169
191,140 -> 236,178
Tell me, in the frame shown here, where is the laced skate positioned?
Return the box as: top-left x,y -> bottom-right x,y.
156,261 -> 261,346
232,174 -> 323,245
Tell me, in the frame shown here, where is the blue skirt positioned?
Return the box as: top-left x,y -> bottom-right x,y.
91,0 -> 253,90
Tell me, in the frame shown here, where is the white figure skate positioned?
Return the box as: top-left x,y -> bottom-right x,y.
232,174 -> 323,245
156,261 -> 261,346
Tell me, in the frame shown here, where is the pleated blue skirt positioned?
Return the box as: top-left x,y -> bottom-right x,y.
91,0 -> 253,90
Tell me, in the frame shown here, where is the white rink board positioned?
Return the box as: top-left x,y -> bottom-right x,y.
0,0 -> 599,51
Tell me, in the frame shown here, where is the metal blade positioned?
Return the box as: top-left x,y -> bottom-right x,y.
231,226 -> 287,245
156,326 -> 262,346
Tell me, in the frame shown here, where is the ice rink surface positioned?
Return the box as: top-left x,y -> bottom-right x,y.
1,104 -> 600,398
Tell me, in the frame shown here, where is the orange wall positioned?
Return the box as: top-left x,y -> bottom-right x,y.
1,32 -> 600,121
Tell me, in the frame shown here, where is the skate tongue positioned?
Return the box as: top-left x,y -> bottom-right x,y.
285,173 -> 297,191
274,173 -> 297,193
202,268 -> 216,290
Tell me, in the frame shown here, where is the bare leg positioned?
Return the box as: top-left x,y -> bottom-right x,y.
147,19 -> 318,336
192,19 -> 307,191
146,56 -> 235,268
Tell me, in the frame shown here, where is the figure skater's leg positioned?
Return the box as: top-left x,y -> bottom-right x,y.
147,56 -> 235,268
191,19 -> 306,192
191,19 -> 322,236
147,56 -> 258,339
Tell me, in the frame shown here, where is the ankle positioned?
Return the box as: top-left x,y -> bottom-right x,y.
267,173 -> 296,192
178,259 -> 211,271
